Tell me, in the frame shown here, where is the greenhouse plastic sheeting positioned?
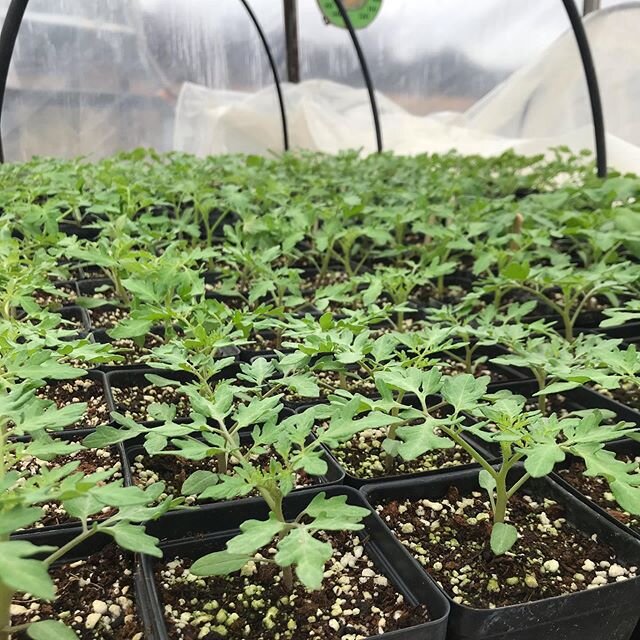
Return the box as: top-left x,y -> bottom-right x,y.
174,4 -> 640,171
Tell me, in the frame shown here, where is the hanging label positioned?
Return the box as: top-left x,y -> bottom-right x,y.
317,0 -> 383,29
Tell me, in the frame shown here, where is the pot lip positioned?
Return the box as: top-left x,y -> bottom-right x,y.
139,484 -> 450,639
360,466 -> 640,616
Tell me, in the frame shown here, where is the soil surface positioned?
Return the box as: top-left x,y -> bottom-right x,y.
36,378 -> 109,429
155,531 -> 430,639
328,426 -> 473,480
558,456 -> 640,533
102,333 -> 165,366
376,486 -> 638,609
32,282 -> 77,307
12,544 -> 143,640
89,306 -> 130,330
596,383 -> 640,412
110,382 -> 190,422
18,446 -> 121,528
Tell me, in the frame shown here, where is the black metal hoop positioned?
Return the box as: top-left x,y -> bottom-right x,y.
0,0 -> 28,162
331,0 -> 382,153
0,0 -> 290,162
238,0 -> 289,152
562,0 -> 607,177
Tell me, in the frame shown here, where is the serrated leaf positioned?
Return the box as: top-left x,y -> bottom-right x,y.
182,470 -> 219,496
524,443 -> 565,477
227,515 -> 286,555
441,374 -> 489,412
106,522 -> 162,557
0,541 -> 57,599
275,528 -> 332,590
0,506 -> 43,535
396,419 -> 454,460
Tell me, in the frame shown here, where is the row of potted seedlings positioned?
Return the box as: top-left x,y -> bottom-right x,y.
2,149 -> 640,640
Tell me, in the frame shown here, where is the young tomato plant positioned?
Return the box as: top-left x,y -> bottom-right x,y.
484,260 -> 639,341
384,373 -> 640,555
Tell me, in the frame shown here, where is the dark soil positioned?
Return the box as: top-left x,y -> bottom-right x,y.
596,383 -> 640,412
12,544 -> 144,640
89,306 -> 130,330
376,486 -> 638,609
558,457 -> 640,533
19,446 -> 121,528
155,531 -> 430,639
32,282 -> 77,307
36,378 -> 109,429
329,425 -> 474,479
110,383 -> 190,422
103,333 -> 165,366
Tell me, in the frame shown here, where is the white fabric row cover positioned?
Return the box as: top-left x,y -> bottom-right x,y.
175,4 -> 640,172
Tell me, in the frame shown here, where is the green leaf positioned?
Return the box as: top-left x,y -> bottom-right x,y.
302,493 -> 369,531
275,528 -> 332,591
490,522 -> 518,555
478,469 -> 496,494
27,619 -> 78,640
0,541 -> 57,600
319,312 -> 333,331
524,443 -> 565,477
106,522 -> 162,557
535,381 -> 580,396
0,506 -> 43,535
441,374 -> 489,412
191,550 -> 252,576
396,419 -> 454,460
227,515 -> 286,555
199,475 -> 253,500
501,262 -> 530,281
182,470 -> 219,496
610,480 -> 640,515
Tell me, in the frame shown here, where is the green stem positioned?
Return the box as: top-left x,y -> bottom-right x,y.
44,527 -> 96,567
438,422 -> 497,479
506,471 -> 531,500
532,368 -> 547,414
0,581 -> 12,640
384,390 -> 405,473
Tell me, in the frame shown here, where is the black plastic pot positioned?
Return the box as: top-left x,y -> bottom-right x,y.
48,369 -> 110,437
570,384 -> 640,427
90,328 -> 166,371
361,466 -> 640,640
121,430 -> 345,495
319,432 -> 496,490
15,432 -> 125,534
436,345 -> 528,387
552,437 -> 640,541
104,368 -> 195,428
140,485 -> 449,640
58,304 -> 91,334
59,220 -> 101,240
12,525 -> 154,638
586,321 -> 640,343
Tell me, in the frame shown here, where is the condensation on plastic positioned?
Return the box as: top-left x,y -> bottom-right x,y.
0,0 -> 636,163
174,3 -> 640,172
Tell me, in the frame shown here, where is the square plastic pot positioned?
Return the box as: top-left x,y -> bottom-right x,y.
120,431 -> 345,493
11,525 -> 154,638
360,466 -> 640,640
140,485 -> 450,640
552,437 -> 640,541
